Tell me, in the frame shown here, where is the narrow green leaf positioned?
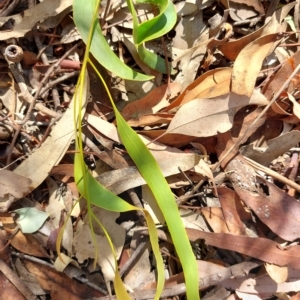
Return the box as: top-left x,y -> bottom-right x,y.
114,110 -> 200,300
73,0 -> 152,81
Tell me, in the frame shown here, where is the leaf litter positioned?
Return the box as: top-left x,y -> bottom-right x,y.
2,0 -> 300,299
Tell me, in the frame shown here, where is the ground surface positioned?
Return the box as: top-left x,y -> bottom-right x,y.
1,0 -> 300,299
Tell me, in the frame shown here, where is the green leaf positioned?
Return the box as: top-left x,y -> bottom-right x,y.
114,110 -> 200,300
126,0 -> 176,73
137,44 -> 174,74
135,0 -> 177,45
14,207 -> 50,234
73,0 -> 152,81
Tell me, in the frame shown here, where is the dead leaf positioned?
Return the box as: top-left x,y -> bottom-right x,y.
23,260 -> 104,299
10,231 -> 49,258
0,170 -> 32,212
122,83 -> 181,120
219,2 -> 295,60
165,68 -> 232,112
85,113 -> 121,144
265,263 -> 288,284
166,89 -> 268,137
263,51 -> 300,100
288,93 -> 300,119
240,130 -> 300,166
201,207 -> 229,233
232,33 -> 283,97
186,229 -> 300,268
218,187 -> 248,236
0,0 -> 72,40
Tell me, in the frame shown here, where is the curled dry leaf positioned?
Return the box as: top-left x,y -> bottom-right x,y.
165,68 -> 232,112
166,89 -> 268,137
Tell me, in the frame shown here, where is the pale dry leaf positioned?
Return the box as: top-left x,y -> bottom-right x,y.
54,253 -> 79,272
287,93 -> 300,119
0,170 -> 32,212
13,73 -> 88,189
166,89 -> 268,137
0,0 -> 72,40
73,207 -> 125,282
73,224 -> 117,281
232,33 -> 283,97
265,263 -> 288,284
85,113 -> 121,143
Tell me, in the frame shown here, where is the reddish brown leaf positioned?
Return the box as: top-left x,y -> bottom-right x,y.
186,229 -> 300,268
218,187 -> 248,236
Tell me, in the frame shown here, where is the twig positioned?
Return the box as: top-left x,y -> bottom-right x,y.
119,239 -> 149,277
243,156 -> 300,193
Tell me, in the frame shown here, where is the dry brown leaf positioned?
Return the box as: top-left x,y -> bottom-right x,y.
122,83 -> 181,120
127,113 -> 173,127
85,113 -> 121,143
10,231 -> 49,258
232,33 -> 283,97
73,210 -> 125,282
166,89 -> 268,137
164,68 -> 232,112
139,129 -> 198,147
201,207 -> 229,233
216,134 -> 300,241
218,187 -> 248,236
263,51 -> 300,100
186,229 -> 300,268
23,260 -> 104,299
230,0 -> 265,15
219,2 -> 295,60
